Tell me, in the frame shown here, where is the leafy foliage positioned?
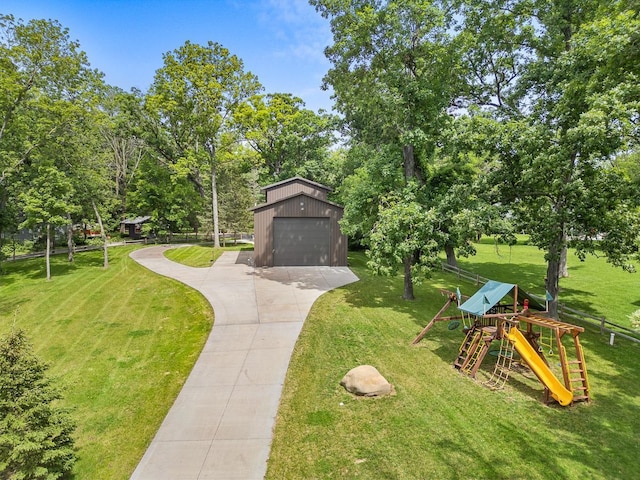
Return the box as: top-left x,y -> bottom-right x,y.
451,0 -> 640,315
367,186 -> 442,281
234,93 -> 339,185
0,330 -> 75,480
144,40 -> 262,246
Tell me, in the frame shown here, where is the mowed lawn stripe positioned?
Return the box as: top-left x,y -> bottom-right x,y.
0,246 -> 213,479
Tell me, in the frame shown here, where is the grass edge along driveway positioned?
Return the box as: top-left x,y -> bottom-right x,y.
0,246 -> 213,479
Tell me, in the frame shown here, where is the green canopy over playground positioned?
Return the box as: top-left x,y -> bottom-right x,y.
458,280 -> 545,316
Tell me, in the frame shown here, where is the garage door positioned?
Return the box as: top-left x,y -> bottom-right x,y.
273,217 -> 330,266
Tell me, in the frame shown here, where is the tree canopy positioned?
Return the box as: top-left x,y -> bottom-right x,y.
314,0 -> 639,307
144,40 -> 262,247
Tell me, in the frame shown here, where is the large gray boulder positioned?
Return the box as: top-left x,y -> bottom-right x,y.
340,365 -> 393,397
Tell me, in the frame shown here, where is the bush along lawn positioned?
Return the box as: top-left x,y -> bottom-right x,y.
266,251 -> 640,480
0,246 -> 213,479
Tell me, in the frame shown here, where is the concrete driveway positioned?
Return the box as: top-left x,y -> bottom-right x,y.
129,246 -> 358,480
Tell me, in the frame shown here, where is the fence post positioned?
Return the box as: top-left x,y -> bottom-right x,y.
600,317 -> 606,335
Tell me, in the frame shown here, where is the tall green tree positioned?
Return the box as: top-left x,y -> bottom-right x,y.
128,153 -> 201,241
19,165 -> 80,281
0,330 -> 76,479
458,0 -> 640,316
101,88 -> 147,220
234,93 -> 338,185
71,105 -> 116,269
145,41 -> 262,247
313,0 -> 462,299
0,14 -> 102,270
338,143 -> 406,246
217,144 -> 257,241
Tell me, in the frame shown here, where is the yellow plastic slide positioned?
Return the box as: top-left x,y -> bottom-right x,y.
506,327 -> 573,406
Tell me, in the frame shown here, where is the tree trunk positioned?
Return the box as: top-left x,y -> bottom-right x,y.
402,144 -> 417,300
402,144 -> 415,181
211,163 -> 221,248
66,213 -> 74,263
545,231 -> 564,319
0,227 -> 3,274
546,258 -> 560,319
403,255 -> 415,300
0,190 -> 6,273
559,227 -> 569,277
205,140 -> 221,249
559,244 -> 569,278
445,244 -> 458,268
92,199 -> 108,269
46,223 -> 51,281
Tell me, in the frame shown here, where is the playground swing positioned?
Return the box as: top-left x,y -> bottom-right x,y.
461,309 -> 472,330
447,320 -> 460,330
537,325 -> 554,355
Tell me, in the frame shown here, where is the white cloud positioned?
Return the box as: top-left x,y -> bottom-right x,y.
258,0 -> 332,63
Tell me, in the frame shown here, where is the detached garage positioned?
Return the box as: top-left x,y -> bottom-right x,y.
251,177 -> 348,267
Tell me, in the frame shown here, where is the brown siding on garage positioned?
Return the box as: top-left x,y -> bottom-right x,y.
252,192 -> 347,267
264,177 -> 330,203
252,207 -> 271,266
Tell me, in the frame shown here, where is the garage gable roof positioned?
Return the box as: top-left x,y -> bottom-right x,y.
260,176 -> 332,193
250,191 -> 344,212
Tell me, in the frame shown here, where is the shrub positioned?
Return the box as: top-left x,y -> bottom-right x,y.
0,330 -> 76,479
1,240 -> 35,258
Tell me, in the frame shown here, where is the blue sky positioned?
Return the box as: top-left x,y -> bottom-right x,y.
2,0 -> 335,112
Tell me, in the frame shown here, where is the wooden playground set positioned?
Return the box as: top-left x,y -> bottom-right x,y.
413,281 -> 590,406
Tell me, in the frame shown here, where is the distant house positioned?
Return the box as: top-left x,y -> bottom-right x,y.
73,223 -> 101,239
251,176 -> 348,267
120,216 -> 151,239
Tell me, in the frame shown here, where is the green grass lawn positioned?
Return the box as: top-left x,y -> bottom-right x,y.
164,244 -> 252,267
266,250 -> 640,480
1,241 -> 637,479
0,246 -> 213,479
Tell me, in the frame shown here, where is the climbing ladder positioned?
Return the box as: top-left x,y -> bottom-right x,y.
483,335 -> 515,390
454,325 -> 495,378
454,326 -> 479,370
566,337 -> 591,402
517,314 -> 591,404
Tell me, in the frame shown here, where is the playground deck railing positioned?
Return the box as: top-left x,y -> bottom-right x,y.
441,262 -> 640,344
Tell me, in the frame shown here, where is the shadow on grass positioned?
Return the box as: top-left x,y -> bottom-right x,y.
456,260 -> 548,294
423,322 -> 640,477
337,253 -> 640,478
2,251 -> 109,281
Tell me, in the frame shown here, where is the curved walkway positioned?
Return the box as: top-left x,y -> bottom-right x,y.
129,246 -> 358,480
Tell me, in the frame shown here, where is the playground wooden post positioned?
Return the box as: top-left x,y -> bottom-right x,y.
412,294 -> 456,345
